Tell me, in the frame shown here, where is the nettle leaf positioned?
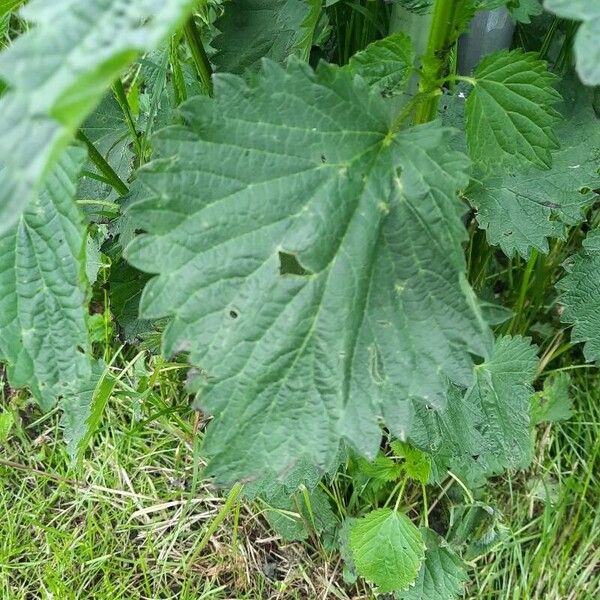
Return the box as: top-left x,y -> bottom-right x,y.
264,486 -> 337,542
467,336 -> 537,469
469,87 -> 600,258
558,230 -> 600,362
397,528 -> 468,600
125,60 -> 493,485
60,361 -> 116,462
465,50 -> 561,169
350,508 -> 425,593
410,336 -> 538,486
347,33 -> 414,96
508,0 -> 543,24
531,372 -> 572,426
0,0 -> 193,234
213,0 -> 321,74
545,0 -> 600,86
0,147 -> 91,410
391,440 -> 431,484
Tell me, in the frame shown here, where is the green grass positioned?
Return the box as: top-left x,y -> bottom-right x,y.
1,358 -> 599,599
0,358 -> 357,600
467,371 -> 600,599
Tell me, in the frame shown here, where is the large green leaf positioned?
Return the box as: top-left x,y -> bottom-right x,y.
350,508 -> 425,593
0,147 -> 91,410
545,0 -> 600,86
396,528 -> 468,600
125,60 -> 493,485
465,50 -> 561,169
213,0 -> 321,74
468,86 -> 600,258
0,0 -> 194,234
557,230 -> 600,362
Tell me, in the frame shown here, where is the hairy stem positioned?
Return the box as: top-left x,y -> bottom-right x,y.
414,0 -> 463,124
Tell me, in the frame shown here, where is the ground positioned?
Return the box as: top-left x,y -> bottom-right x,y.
0,361 -> 598,600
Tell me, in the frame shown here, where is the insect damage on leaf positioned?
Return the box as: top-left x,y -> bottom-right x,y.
125,58 -> 493,486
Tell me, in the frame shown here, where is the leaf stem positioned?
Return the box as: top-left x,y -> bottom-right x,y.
183,15 -> 213,96
112,78 -> 142,158
394,476 -> 408,512
76,131 -> 129,197
447,470 -> 474,504
188,482 -> 243,560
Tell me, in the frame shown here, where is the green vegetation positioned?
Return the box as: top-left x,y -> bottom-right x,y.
0,0 -> 599,597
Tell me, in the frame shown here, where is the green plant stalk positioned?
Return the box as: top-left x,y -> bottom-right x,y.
189,482 -> 243,560
183,15 -> 213,96
112,78 -> 142,158
414,0 -> 462,124
76,131 -> 129,196
169,33 -> 187,107
510,249 -> 538,334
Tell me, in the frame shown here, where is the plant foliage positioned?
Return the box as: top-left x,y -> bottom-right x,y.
0,0 -> 193,234
1,0 -> 599,596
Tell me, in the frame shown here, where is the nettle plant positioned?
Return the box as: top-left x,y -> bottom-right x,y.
1,0 -> 599,595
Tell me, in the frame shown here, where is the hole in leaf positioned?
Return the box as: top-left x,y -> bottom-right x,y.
580,186 -> 591,195
471,353 -> 486,366
229,309 -> 239,319
278,252 -> 309,276
134,228 -> 147,235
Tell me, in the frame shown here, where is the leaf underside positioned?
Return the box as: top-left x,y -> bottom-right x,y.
0,147 -> 90,410
0,0 -> 193,234
125,59 -> 493,486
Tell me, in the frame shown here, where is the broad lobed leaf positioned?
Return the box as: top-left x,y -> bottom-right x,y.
0,0 -> 194,234
125,59 -> 493,485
